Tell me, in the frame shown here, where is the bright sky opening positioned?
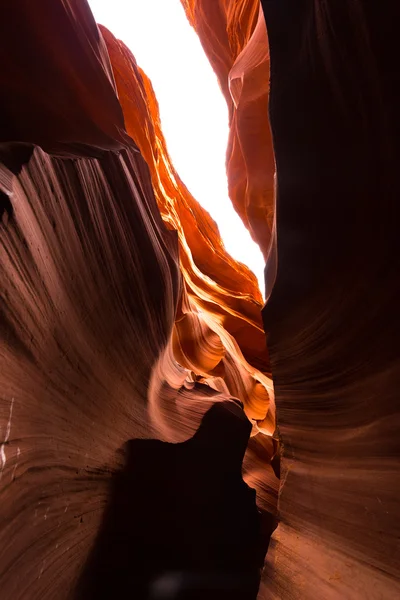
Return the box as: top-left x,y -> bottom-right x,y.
88,0 -> 265,296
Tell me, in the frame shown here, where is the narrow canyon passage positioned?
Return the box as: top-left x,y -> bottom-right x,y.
1,1 -> 399,599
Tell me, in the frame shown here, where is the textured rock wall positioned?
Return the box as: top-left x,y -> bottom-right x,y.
261,1 -> 400,596
185,0 -> 400,598
261,0 -> 400,595
181,0 -> 276,297
0,1 -> 277,598
1,0 -> 399,598
100,25 -> 275,430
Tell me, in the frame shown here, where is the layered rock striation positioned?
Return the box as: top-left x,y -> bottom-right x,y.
1,0 -> 399,598
0,1 -> 277,598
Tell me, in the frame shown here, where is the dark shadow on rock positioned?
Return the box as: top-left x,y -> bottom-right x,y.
0,142 -> 34,175
75,401 -> 277,600
0,190 -> 13,223
0,142 -> 34,224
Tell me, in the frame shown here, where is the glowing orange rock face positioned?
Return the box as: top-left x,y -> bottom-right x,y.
0,3 -> 278,596
181,1 -> 276,276
101,26 -> 274,428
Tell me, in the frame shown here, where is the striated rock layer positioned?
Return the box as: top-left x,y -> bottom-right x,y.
100,25 -> 275,432
1,0 -> 399,598
0,1 -> 277,598
181,0 -> 276,297
260,1 -> 400,598
183,1 -> 400,597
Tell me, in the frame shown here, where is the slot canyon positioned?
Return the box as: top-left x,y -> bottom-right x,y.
0,1 -> 399,598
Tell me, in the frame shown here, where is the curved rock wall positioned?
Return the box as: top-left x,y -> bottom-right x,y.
181,0 -> 276,296
0,1 -> 277,598
184,0 -> 400,597
100,25 -> 275,429
261,0 -> 400,595
1,0 -> 399,598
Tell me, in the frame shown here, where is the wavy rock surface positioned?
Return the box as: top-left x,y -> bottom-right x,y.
2,0 -> 399,599
181,0 -> 276,297
0,1 -> 277,598
100,26 -> 275,429
260,1 -> 400,598
183,1 -> 400,597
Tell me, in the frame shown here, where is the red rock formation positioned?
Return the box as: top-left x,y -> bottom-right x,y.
182,1 -> 400,597
0,0 -> 130,155
181,0 -> 276,296
2,0 -> 399,598
100,25 -> 275,429
0,1 -> 277,598
260,1 -> 400,598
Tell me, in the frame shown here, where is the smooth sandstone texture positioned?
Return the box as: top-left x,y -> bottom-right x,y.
0,146 -> 179,598
260,1 -> 400,598
100,25 -> 275,429
184,1 -> 400,597
0,136 -> 277,600
181,0 -> 276,298
1,0 -> 399,599
0,0 -> 131,155
0,1 -> 277,598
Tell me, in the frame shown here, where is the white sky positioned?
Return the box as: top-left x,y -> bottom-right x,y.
88,0 -> 265,295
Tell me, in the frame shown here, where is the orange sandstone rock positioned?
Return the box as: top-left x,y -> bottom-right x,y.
181,1 -> 276,285
101,26 -> 274,425
0,3 -> 279,598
